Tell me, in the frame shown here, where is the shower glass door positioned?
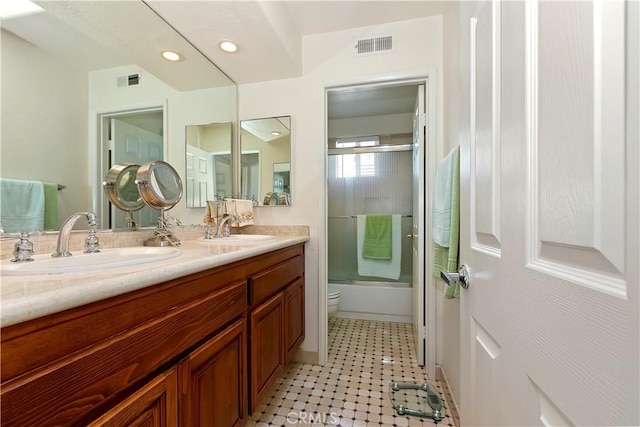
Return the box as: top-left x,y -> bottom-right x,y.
327,149 -> 413,284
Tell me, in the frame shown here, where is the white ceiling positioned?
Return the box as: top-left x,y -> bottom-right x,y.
145,0 -> 448,85
7,1 -> 447,119
145,1 -> 446,118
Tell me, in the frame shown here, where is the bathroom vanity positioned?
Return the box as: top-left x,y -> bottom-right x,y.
0,238 -> 306,427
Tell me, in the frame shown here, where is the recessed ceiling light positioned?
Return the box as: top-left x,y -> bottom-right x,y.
219,41 -> 238,53
161,51 -> 182,61
271,131 -> 281,136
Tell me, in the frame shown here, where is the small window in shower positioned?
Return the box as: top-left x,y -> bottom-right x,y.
335,153 -> 376,178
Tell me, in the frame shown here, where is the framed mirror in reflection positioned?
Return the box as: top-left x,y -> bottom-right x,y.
185,122 -> 233,208
1,1 -> 237,232
240,116 -> 292,206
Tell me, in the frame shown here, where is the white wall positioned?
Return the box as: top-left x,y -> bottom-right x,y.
437,0 -> 462,405
88,65 -> 236,227
239,15 -> 443,359
1,30 -> 90,225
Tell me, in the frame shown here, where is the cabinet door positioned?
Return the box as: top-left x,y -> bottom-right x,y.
284,278 -> 305,362
88,368 -> 178,427
178,318 -> 247,427
250,292 -> 285,411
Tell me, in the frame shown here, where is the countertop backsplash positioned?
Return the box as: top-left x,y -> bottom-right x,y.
0,224 -> 309,260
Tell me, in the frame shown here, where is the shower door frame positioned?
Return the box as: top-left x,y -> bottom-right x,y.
320,72 -> 438,380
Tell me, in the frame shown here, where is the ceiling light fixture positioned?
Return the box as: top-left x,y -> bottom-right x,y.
219,41 -> 238,53
161,51 -> 182,62
271,131 -> 281,136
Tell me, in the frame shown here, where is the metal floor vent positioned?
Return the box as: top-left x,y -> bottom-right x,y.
355,35 -> 393,55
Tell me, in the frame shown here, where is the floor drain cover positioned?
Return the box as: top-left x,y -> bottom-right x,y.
389,381 -> 444,422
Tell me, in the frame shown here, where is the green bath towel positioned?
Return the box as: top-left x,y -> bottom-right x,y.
432,147 -> 460,299
42,182 -> 58,230
363,215 -> 392,260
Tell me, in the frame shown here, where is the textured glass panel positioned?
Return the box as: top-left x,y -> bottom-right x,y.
327,151 -> 413,283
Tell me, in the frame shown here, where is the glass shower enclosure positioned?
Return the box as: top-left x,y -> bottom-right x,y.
327,148 -> 413,284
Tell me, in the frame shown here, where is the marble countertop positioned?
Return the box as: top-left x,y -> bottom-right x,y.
0,235 -> 309,328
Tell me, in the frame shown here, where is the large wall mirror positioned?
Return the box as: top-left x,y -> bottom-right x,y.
240,116 -> 292,207
185,122 -> 233,207
1,1 -> 236,232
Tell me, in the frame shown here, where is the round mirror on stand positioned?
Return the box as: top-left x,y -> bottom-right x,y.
103,163 -> 145,229
135,161 -> 183,247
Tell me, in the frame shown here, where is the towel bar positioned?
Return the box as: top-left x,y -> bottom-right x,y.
328,214 -> 413,219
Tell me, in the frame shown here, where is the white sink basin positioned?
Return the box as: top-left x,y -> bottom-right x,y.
198,234 -> 277,245
0,246 -> 182,276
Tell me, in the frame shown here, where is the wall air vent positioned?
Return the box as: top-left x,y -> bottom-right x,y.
117,73 -> 140,88
355,35 -> 394,55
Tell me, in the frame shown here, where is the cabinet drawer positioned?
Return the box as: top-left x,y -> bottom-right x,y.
249,255 -> 304,305
0,281 -> 247,427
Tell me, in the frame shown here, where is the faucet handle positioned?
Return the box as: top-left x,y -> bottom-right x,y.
202,225 -> 213,240
84,228 -> 100,253
12,232 -> 35,262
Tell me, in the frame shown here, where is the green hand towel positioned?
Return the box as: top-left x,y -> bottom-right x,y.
42,182 -> 59,230
363,215 -> 392,260
432,147 -> 460,299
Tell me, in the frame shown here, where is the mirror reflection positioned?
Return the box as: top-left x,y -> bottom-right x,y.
135,161 -> 183,247
136,161 -> 183,210
0,1 -> 237,233
185,122 -> 233,208
103,163 -> 149,230
240,116 -> 292,206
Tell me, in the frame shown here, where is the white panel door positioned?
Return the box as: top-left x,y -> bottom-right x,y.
459,1 -> 639,426
185,144 -> 214,208
412,84 -> 426,366
111,118 -> 162,228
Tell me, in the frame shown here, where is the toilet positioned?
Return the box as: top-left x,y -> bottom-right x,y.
328,287 -> 341,318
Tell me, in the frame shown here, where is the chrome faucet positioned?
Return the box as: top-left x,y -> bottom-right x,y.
53,212 -> 99,257
216,214 -> 238,238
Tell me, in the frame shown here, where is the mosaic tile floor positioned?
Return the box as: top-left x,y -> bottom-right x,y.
247,317 -> 455,426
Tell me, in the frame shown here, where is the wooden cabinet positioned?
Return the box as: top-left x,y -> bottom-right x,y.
0,243 -> 305,427
88,368 -> 178,427
250,292 -> 285,410
179,318 -> 247,427
284,278 -> 305,362
248,248 -> 305,412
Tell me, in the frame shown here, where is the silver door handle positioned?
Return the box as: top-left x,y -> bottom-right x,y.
440,265 -> 470,289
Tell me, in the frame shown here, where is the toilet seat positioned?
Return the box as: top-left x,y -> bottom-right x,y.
328,287 -> 340,319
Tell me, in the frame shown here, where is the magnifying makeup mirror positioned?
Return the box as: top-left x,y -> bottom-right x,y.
135,161 -> 184,247
103,163 -> 144,229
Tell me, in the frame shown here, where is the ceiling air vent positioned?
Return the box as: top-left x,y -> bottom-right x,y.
117,73 -> 141,88
355,35 -> 394,55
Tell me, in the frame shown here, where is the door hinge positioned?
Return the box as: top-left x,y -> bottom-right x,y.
420,113 -> 427,127
420,325 -> 427,340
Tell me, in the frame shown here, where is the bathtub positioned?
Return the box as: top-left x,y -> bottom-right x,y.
329,281 -> 412,323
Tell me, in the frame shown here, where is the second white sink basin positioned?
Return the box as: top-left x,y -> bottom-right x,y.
0,246 -> 182,276
198,234 -> 277,245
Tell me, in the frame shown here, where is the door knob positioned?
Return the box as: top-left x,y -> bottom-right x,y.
440,265 -> 470,289
406,233 -> 415,239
